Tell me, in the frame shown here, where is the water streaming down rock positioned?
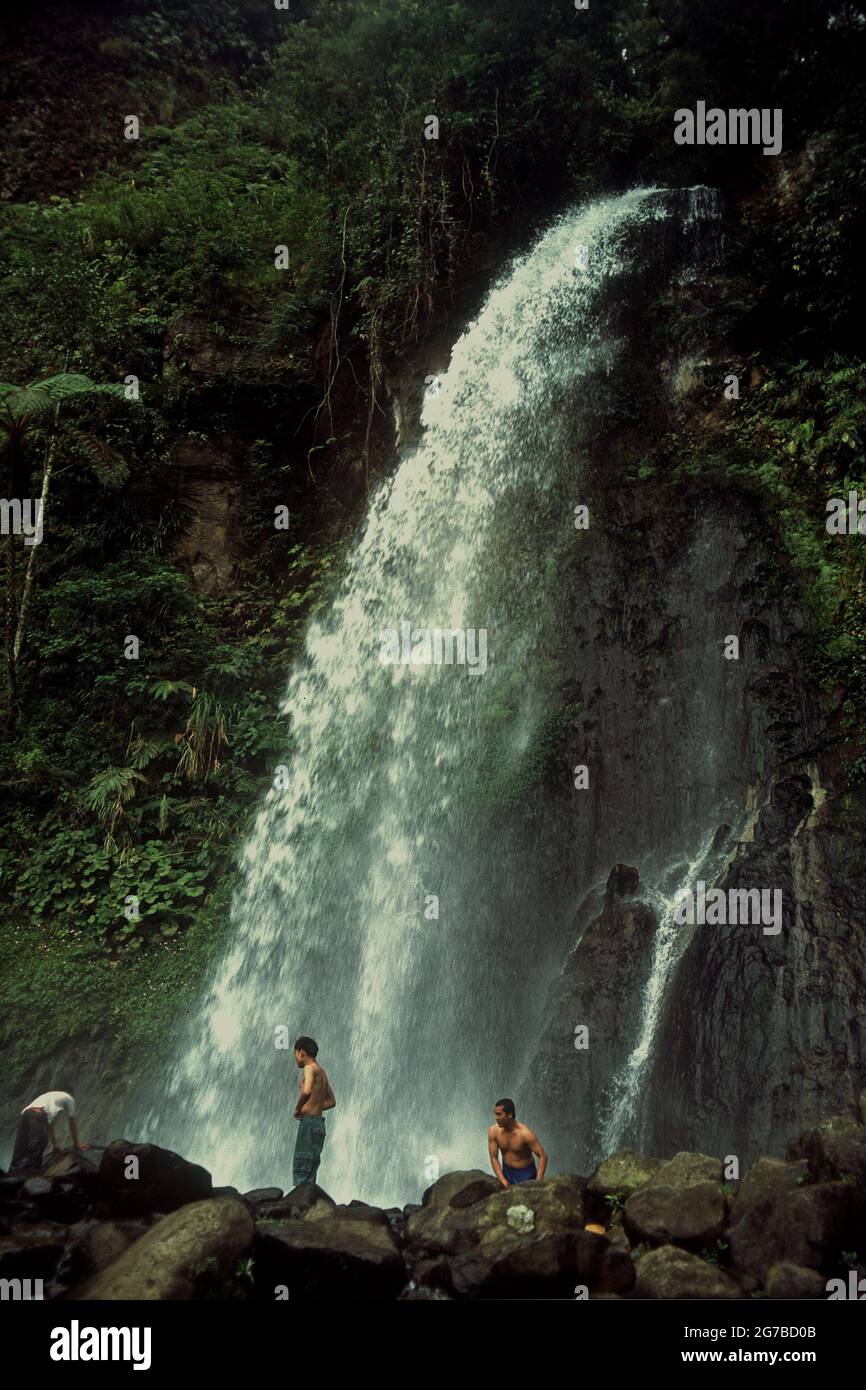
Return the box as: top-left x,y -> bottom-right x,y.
145,187 -> 732,1207
599,828 -> 736,1156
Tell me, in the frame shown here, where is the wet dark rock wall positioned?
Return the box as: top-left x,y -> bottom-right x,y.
524,200 -> 866,1176
649,772 -> 866,1165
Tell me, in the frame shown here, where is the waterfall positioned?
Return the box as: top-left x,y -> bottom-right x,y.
146,187 -> 723,1208
599,829 -> 736,1156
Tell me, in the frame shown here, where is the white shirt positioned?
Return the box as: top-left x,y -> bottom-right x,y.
22,1091 -> 75,1123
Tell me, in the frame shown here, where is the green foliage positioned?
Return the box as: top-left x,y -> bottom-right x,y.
192,1255 -> 256,1300
12,828 -> 210,949
0,527 -> 330,955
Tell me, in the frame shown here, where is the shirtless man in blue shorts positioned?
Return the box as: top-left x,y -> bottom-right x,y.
487,1098 -> 547,1188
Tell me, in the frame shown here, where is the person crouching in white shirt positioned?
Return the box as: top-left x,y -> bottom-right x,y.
10,1088 -> 89,1172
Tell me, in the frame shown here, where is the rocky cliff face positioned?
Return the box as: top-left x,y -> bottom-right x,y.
522,195 -> 866,1177
522,463 -> 862,1175
649,769 -> 866,1163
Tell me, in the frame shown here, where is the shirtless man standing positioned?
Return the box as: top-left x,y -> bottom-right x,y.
291,1036 -> 335,1188
488,1098 -> 547,1188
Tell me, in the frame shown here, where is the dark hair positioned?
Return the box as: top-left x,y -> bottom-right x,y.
294,1036 -> 319,1058
495,1098 -> 515,1117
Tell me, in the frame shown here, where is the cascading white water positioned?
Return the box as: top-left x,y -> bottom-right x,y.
599,830 -> 735,1155
147,187 -> 721,1208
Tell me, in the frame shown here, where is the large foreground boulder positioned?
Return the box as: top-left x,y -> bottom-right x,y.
623,1152 -> 726,1247
42,1150 -> 101,1180
0,1221 -> 70,1283
786,1115 -> 866,1191
405,1174 -> 626,1298
242,1188 -> 283,1207
421,1170 -> 499,1210
731,1172 -> 858,1282
49,1218 -> 151,1295
763,1183 -> 860,1273
728,1157 -> 809,1281
255,1183 -> 336,1222
634,1246 -> 742,1299
765,1262 -> 829,1299
586,1150 -> 662,1212
254,1215 -> 405,1299
72,1196 -> 254,1300
407,1173 -> 585,1264
449,1229 -> 606,1299
99,1140 -> 212,1216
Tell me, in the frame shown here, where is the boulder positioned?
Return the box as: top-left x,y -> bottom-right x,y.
0,1221 -> 70,1281
404,1202 -> 480,1259
787,1112 -> 861,1158
586,1150 -> 662,1214
79,1222 -> 138,1275
623,1151 -> 726,1246
15,1170 -> 101,1224
765,1262 -> 829,1299
421,1170 -> 499,1209
42,1150 -> 100,1180
634,1245 -> 742,1299
764,1183 -> 859,1273
73,1197 -> 254,1300
624,1182 -> 725,1246
407,1173 -> 584,1263
330,1204 -> 390,1228
786,1115 -> 866,1191
243,1188 -> 283,1206
733,1178 -> 857,1282
731,1156 -> 809,1224
52,1218 -> 149,1293
257,1184 -> 336,1222
594,1226 -> 636,1296
729,1157 -> 809,1280
99,1141 -> 212,1216
474,1175 -> 585,1233
646,1152 -> 724,1188
450,1230 -> 602,1300
407,1176 -> 591,1298
254,1217 -> 405,1300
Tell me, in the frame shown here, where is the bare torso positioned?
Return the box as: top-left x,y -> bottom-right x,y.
490,1120 -> 534,1169
297,1062 -> 332,1117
